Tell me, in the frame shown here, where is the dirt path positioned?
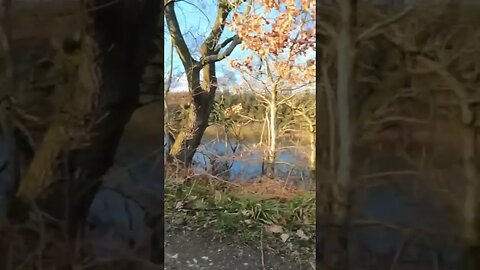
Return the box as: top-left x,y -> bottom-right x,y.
165,225 -> 315,270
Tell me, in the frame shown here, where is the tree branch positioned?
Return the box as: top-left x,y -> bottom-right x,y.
318,21 -> 337,39
200,0 -> 235,54
415,55 -> 473,125
356,7 -> 413,44
199,36 -> 241,66
214,35 -> 237,53
164,1 -> 196,71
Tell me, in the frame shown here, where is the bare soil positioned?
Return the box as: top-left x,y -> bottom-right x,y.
164,224 -> 315,270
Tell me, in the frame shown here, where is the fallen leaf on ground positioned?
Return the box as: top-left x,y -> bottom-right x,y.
265,224 -> 284,234
175,201 -> 186,209
296,229 -> 309,240
280,233 -> 290,242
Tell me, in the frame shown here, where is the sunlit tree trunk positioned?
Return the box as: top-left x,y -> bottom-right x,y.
266,88 -> 278,177
164,42 -> 174,159
307,119 -> 315,174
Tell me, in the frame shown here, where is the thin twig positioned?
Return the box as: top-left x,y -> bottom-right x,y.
88,0 -> 120,11
260,228 -> 266,270
356,170 -> 419,181
389,230 -> 412,270
357,7 -> 413,43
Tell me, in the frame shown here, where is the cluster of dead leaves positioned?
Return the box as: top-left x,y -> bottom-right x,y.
264,223 -> 311,242
227,0 -> 316,85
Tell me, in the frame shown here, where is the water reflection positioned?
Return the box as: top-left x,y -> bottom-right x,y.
165,136 -> 313,183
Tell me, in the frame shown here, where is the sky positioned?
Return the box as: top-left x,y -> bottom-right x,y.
164,0 -> 315,92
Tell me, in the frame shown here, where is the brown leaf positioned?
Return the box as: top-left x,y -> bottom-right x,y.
265,224 -> 284,234
295,229 -> 309,240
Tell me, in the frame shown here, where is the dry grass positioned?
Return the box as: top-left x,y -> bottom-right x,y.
166,92 -> 191,108
231,177 -> 308,201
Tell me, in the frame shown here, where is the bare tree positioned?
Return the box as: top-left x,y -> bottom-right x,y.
349,2 -> 480,269
285,92 -> 316,173
164,0 -> 243,165
317,1 -> 412,268
370,3 -> 480,268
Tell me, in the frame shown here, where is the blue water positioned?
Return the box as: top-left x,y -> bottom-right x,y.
166,137 -> 313,181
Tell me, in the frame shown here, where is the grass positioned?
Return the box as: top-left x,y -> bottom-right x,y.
164,174 -> 316,263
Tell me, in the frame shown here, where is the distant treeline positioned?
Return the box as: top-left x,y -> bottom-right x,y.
167,90 -> 315,127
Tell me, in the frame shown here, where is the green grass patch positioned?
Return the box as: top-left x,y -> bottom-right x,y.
165,177 -> 315,261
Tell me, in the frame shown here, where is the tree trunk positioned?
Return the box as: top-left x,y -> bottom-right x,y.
13,0 -> 160,238
321,185 -> 351,270
164,42 -> 174,159
309,123 -> 316,175
167,65 -> 214,165
462,124 -> 480,270
320,0 -> 355,269
459,101 -> 479,270
322,64 -> 336,174
168,93 -> 213,165
266,89 -> 278,177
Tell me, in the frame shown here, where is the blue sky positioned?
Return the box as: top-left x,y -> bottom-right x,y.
164,0 -> 315,92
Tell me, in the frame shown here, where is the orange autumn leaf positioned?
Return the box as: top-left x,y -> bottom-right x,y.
227,0 -> 315,85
